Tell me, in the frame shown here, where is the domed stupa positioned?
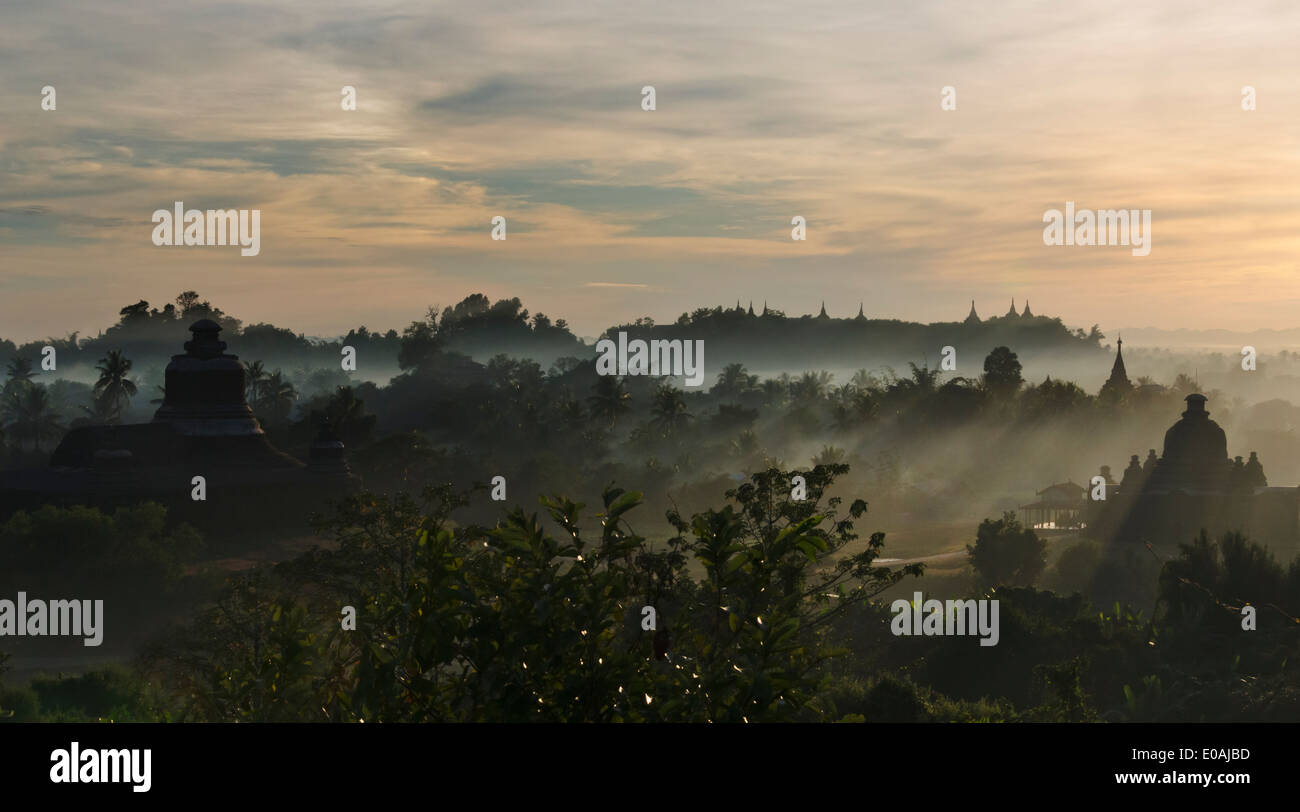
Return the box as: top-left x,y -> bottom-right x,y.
2,320 -> 358,534
152,319 -> 263,437
148,319 -> 304,472
1083,392 -> 1299,549
1145,394 -> 1229,492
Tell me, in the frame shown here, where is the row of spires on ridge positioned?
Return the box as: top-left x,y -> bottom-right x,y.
965,299 -> 1035,323
729,300 -> 869,319
722,299 -> 1040,321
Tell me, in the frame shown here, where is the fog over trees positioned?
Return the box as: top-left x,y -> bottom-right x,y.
3,291 -> 1300,722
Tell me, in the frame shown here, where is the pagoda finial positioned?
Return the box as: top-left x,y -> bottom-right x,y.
1101,334 -> 1132,396
184,319 -> 228,359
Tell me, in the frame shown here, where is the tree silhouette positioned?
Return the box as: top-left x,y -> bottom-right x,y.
1,384 -> 65,451
243,360 -> 267,404
587,376 -> 631,428
148,466 -> 922,722
4,357 -> 34,390
311,386 -> 376,445
257,371 -> 298,425
176,290 -> 201,316
967,512 -> 1046,587
93,350 -> 138,421
713,363 -> 758,399
650,382 -> 692,433
982,346 -> 1023,396
791,370 -> 833,403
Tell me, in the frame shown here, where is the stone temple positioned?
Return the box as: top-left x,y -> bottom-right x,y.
1084,393 -> 1299,550
0,320 -> 358,531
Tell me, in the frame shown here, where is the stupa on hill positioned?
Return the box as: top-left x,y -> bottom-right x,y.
1084,394 -> 1298,548
0,320 -> 358,528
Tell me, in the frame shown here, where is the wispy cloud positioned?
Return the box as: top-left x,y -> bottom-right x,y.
4,0 -> 1300,341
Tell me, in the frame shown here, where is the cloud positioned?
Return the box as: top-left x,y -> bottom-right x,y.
4,0 -> 1300,341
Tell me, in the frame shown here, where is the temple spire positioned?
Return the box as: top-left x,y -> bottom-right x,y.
1100,334 -> 1133,399
816,301 -> 829,319
964,300 -> 980,324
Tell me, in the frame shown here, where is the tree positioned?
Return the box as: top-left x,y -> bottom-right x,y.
713,363 -> 758,399
790,370 -> 833,403
117,300 -> 150,325
1,385 -> 65,451
0,502 -> 201,595
650,382 -> 692,433
967,512 -> 1046,587
587,376 -> 631,428
176,291 -> 201,316
93,350 -> 138,421
850,369 -> 881,390
830,386 -> 877,431
760,377 -> 789,406
1170,373 -> 1199,397
1019,377 -> 1089,421
812,445 -> 847,466
310,386 -> 376,445
243,360 -> 267,404
256,371 -> 297,425
397,319 -> 440,371
4,357 -> 34,391
982,346 -> 1023,397
149,465 -> 923,722
888,363 -> 941,397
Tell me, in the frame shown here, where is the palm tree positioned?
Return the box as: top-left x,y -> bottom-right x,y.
243,360 -> 267,404
650,382 -> 692,433
587,376 -> 631,428
849,369 -> 880,390
4,357 -> 34,389
761,374 -> 791,406
257,371 -> 298,425
713,363 -> 757,399
316,386 -> 376,443
790,370 -> 833,403
812,445 -> 847,466
1,385 -> 65,451
93,350 -> 138,421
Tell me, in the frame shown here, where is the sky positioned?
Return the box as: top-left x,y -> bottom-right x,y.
4,0 -> 1300,343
